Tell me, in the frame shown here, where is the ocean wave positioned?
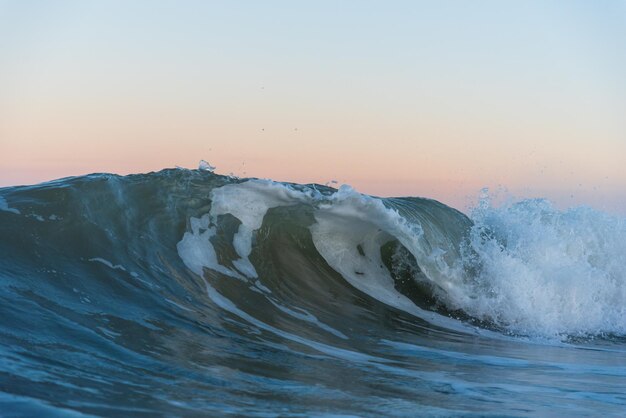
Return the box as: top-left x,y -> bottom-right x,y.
176,175 -> 626,338
1,168 -> 625,416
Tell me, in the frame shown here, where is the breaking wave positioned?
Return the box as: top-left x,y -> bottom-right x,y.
1,168 -> 625,416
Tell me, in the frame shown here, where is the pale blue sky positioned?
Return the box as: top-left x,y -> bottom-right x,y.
1,1 -> 625,212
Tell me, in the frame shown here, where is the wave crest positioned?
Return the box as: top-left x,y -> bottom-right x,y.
176,177 -> 626,338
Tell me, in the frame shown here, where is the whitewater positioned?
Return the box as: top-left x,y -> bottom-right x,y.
1,167 -> 625,416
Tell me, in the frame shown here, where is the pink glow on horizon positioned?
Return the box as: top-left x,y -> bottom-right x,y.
1,1 -> 624,213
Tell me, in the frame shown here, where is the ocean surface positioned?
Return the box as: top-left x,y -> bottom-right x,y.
1,168 -> 625,417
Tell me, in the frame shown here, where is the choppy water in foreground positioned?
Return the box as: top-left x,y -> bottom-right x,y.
1,169 -> 625,417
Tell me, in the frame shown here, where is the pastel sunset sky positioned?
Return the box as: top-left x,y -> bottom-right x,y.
1,1 -> 625,212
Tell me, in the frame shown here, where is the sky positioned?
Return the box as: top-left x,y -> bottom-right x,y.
1,0 -> 625,213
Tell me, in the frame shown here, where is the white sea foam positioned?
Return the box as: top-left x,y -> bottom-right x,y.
176,213 -> 241,278
309,185 -> 430,315
177,180 -> 315,279
268,298 -> 348,339
456,197 -> 626,337
209,180 -> 313,278
88,257 -> 127,271
198,160 -> 216,172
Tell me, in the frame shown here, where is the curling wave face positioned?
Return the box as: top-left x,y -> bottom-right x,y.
177,176 -> 626,338
1,169 -> 625,416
